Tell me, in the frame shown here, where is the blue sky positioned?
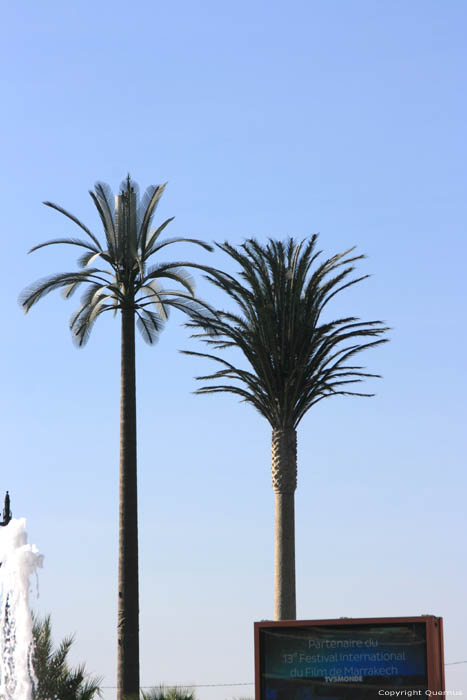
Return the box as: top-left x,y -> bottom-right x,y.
1,1 -> 466,698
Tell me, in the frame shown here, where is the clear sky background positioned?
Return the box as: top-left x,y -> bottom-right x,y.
1,1 -> 466,698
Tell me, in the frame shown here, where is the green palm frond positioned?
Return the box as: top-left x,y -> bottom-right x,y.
139,183 -> 166,255
144,264 -> 196,293
89,190 -> 117,260
157,290 -> 216,320
32,614 -> 102,700
76,249 -> 114,269
71,297 -> 114,347
147,236 -> 213,259
184,236 -> 389,428
136,308 -> 165,344
43,202 -> 102,250
140,686 -> 196,700
137,184 -> 158,232
21,177 -> 213,346
94,182 -> 115,226
29,238 -> 100,255
20,270 -> 106,312
136,282 -> 170,320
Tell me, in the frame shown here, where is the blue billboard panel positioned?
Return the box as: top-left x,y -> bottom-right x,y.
259,622 -> 428,700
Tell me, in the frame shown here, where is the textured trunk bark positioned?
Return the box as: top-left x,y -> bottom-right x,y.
272,427 -> 297,620
117,307 -> 140,700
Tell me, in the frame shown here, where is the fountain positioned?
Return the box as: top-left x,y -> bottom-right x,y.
0,493 -> 44,700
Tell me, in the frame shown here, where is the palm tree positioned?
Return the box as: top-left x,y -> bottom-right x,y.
32,614 -> 102,700
20,177 -> 213,700
140,687 -> 196,700
183,236 -> 389,620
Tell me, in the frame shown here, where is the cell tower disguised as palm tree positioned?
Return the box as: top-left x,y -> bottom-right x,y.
21,177 -> 213,700
184,236 -> 389,620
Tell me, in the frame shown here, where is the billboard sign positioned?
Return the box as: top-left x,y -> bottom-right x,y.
255,616 -> 444,700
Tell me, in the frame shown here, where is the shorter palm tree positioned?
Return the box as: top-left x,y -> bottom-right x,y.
140,686 -> 196,700
184,236 -> 389,620
32,614 -> 102,700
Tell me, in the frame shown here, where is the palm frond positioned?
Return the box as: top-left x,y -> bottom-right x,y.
94,182 -> 115,224
157,291 -> 217,319
28,237 -> 100,255
20,271 -> 98,312
71,299 -> 113,347
141,686 -> 196,700
22,177 -> 213,347
32,614 -> 103,700
143,218 -> 176,254
136,282 -> 170,321
136,308 -> 164,344
61,279 -> 84,299
139,183 -> 167,255
77,249 -> 114,268
137,184 -> 157,231
144,264 -> 196,295
43,202 -> 102,250
89,190 -> 117,259
185,236 -> 389,428
146,234 -> 214,259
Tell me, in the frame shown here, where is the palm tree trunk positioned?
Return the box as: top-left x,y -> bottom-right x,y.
117,307 -> 140,700
272,427 -> 297,620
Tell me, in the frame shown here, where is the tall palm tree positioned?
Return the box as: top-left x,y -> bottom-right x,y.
183,236 -> 389,621
20,177 -> 213,700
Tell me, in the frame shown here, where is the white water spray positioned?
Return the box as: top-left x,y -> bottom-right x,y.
0,518 -> 43,700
